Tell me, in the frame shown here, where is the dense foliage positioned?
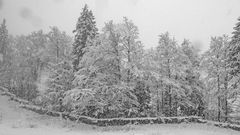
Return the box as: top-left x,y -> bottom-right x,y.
0,5 -> 239,122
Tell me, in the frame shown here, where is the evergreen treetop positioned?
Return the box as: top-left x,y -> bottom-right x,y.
72,4 -> 98,71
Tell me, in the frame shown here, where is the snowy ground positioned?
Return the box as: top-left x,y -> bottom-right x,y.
0,92 -> 240,135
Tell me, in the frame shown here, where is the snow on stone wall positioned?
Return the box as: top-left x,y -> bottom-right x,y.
1,86 -> 240,131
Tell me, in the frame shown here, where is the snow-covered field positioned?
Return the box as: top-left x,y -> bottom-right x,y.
0,93 -> 239,135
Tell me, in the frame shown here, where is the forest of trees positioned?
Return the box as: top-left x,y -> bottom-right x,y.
0,5 -> 240,122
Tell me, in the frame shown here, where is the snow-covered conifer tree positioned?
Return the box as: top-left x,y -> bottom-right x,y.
227,17 -> 240,95
201,36 -> 230,121
72,4 -> 98,71
0,19 -> 8,65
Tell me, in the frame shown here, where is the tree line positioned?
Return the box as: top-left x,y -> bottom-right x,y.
0,5 -> 239,121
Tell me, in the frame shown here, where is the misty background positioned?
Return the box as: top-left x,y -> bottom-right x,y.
0,0 -> 240,52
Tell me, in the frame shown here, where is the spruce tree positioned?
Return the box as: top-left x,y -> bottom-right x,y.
228,17 -> 240,76
226,17 -> 240,120
227,17 -> 240,101
72,4 -> 98,71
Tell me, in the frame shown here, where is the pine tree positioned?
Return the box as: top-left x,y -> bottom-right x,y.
0,19 -> 11,89
71,20 -> 141,118
141,33 -> 189,117
227,17 -> 240,78
226,17 -> 240,121
227,17 -> 240,88
157,32 -> 179,116
141,48 -> 166,116
180,39 -> 205,116
201,36 -> 230,121
0,19 -> 8,65
72,4 -> 98,71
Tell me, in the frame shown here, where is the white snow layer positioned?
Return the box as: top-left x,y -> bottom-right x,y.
0,91 -> 240,135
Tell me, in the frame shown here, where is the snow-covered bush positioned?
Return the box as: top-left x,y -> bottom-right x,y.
63,84 -> 139,118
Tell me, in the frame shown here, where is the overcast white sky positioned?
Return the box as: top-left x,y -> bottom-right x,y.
0,0 -> 240,52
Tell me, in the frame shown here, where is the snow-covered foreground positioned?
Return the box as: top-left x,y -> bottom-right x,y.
0,94 -> 239,135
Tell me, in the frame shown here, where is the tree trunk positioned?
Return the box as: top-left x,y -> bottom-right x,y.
126,37 -> 131,86
156,84 -> 160,115
115,44 -> 121,82
224,49 -> 228,122
217,96 -> 221,121
225,97 -> 228,121
167,58 -> 172,117
216,53 -> 221,122
169,87 -> 172,116
217,74 -> 221,122
127,49 -> 131,85
161,81 -> 164,115
56,40 -> 59,59
224,75 -> 228,122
